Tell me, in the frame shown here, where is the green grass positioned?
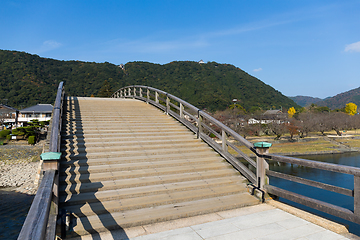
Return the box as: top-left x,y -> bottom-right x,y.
333,138 -> 360,148
228,138 -> 341,156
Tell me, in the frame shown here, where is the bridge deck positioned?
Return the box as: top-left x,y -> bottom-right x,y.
59,97 -> 259,238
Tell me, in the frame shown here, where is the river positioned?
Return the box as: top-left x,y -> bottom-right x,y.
0,188 -> 34,239
267,152 -> 360,236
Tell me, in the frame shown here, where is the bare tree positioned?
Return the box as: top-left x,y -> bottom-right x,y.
326,112 -> 348,136
269,122 -> 288,140
297,112 -> 317,138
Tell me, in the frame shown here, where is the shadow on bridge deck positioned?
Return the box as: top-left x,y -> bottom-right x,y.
60,97 -> 127,239
58,97 -> 259,238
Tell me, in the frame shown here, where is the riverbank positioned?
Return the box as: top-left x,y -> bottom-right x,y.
230,131 -> 360,157
0,142 -> 43,239
0,143 -> 42,195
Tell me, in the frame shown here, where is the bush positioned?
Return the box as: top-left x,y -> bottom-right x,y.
28,135 -> 35,145
0,129 -> 11,138
6,135 -> 11,141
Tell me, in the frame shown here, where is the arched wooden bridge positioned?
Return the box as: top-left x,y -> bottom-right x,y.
18,83 -> 360,239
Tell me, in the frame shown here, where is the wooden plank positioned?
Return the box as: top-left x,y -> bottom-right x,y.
201,133 -> 256,184
267,170 -> 353,197
17,170 -> 56,240
354,176 -> 360,216
227,142 -> 256,168
267,154 -> 360,176
49,81 -> 64,152
129,86 -> 257,184
265,185 -> 360,224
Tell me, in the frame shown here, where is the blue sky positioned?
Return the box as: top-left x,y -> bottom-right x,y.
1,0 -> 359,99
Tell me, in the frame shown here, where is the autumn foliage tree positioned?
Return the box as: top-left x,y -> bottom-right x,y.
345,102 -> 357,116
288,107 -> 296,118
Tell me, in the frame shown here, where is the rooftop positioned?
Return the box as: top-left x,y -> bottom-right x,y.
20,104 -> 53,113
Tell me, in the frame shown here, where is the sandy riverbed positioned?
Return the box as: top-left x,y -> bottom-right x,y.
0,144 -> 42,195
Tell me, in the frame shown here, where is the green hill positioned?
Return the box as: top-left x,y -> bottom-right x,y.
0,50 -> 298,111
289,96 -> 323,107
316,87 -> 360,109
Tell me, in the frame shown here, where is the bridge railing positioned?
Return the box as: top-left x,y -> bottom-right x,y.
112,85 -> 258,184
113,85 -> 360,226
18,82 -> 65,240
263,154 -> 360,224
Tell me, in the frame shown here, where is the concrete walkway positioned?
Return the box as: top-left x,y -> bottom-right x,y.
74,202 -> 356,240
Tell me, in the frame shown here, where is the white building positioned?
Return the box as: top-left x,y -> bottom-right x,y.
18,104 -> 53,124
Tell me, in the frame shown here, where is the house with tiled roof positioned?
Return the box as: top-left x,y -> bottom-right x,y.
18,104 -> 53,124
1,104 -> 19,128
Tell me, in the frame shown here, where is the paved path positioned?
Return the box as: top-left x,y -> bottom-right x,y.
73,202 -> 355,240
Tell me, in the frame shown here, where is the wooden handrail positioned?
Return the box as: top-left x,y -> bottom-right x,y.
49,81 -> 64,152
17,170 -> 56,239
112,85 -> 257,183
113,85 -> 360,225
266,154 -> 360,176
18,82 -> 65,240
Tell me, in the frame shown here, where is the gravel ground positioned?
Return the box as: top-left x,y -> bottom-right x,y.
0,143 -> 43,239
0,144 -> 42,194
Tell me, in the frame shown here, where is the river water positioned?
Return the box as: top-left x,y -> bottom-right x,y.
0,188 -> 34,239
267,152 -> 360,236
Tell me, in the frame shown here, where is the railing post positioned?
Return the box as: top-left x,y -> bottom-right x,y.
180,103 -> 184,119
354,176 -> 360,219
146,88 -> 149,104
155,92 -> 159,104
166,94 -> 170,115
254,142 -> 272,191
128,87 -> 131,96
222,129 -> 227,152
197,110 -> 202,139
140,88 -> 143,97
120,89 -> 123,98
133,86 -> 136,98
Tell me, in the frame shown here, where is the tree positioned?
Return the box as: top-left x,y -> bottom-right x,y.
97,79 -> 114,97
345,102 -> 357,116
326,112 -> 347,136
288,107 -> 296,118
312,113 -> 330,135
269,122 -> 287,140
287,120 -> 299,140
297,112 -> 317,138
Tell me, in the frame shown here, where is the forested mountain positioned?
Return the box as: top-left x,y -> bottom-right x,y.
289,96 -> 323,107
316,87 -> 360,109
0,50 -> 298,111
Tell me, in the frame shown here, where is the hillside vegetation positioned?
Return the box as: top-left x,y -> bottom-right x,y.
316,87 -> 360,109
0,50 -> 298,111
289,96 -> 323,107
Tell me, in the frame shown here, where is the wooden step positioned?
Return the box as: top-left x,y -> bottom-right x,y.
64,185 -> 248,218
59,97 -> 258,237
61,141 -> 210,154
59,162 -> 235,184
60,156 -> 223,175
59,176 -> 246,205
68,193 -> 258,237
61,137 -> 199,148
60,151 -> 224,166
61,146 -> 213,161
59,169 -> 241,195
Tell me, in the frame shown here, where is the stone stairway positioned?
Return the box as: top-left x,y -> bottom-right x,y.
59,97 -> 259,238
